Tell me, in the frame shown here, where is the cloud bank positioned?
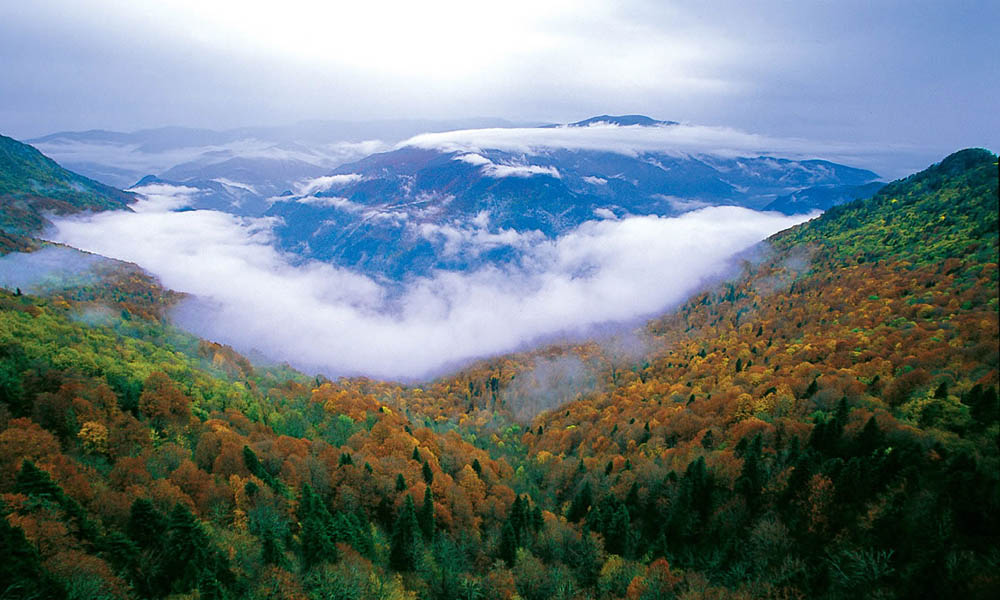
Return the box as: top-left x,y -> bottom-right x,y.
45,185 -> 810,380
404,123 -> 890,168
454,153 -> 561,179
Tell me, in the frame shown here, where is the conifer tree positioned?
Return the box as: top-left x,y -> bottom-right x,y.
419,487 -> 435,539
164,504 -> 211,594
499,521 -> 518,566
390,495 -> 421,571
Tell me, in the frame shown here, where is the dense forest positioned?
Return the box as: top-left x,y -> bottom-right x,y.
1,148 -> 997,599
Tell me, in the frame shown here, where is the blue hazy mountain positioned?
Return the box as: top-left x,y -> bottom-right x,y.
264,118 -> 880,280
565,114 -> 679,127
764,181 -> 885,213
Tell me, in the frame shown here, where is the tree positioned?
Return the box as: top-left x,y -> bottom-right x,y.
389,495 -> 421,571
163,504 -> 212,594
299,484 -> 339,569
127,498 -> 168,549
567,481 -> 593,522
422,459 -> 434,485
418,487 -> 435,540
499,521 -> 518,566
0,499 -> 66,599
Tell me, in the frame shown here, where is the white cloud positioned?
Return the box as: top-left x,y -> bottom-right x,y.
484,163 -> 561,179
404,123 -> 883,167
453,152 -> 560,178
212,178 -> 257,193
454,153 -> 491,166
293,173 -> 364,196
126,183 -> 202,211
652,194 -> 713,212
416,220 -> 544,258
45,186 -> 811,380
583,176 -> 607,185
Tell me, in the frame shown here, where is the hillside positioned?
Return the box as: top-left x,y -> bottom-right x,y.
0,134 -> 133,239
0,149 -> 997,599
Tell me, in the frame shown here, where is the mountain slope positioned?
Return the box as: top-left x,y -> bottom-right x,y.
0,134 -> 133,238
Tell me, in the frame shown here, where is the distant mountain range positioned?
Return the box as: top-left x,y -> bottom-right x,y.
24,116 -> 883,220
6,116 -> 885,279
25,118 -> 524,211
262,117 -> 881,279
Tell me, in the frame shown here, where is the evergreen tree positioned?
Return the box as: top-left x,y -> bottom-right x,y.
0,500 -> 66,599
418,487 -> 436,539
15,459 -> 63,502
298,484 -> 338,569
422,459 -> 434,484
390,495 -> 421,571
567,481 -> 593,522
499,521 -> 518,566
163,504 -> 211,594
396,473 -> 407,491
128,498 -> 168,549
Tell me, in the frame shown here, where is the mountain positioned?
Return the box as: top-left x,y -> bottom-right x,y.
0,134 -> 133,239
0,148 -> 995,599
27,117 -> 883,227
26,118 -> 522,190
567,114 -> 679,127
763,181 -> 885,213
265,127 -> 880,279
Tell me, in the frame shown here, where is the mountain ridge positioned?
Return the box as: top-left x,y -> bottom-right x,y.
0,134 -> 134,241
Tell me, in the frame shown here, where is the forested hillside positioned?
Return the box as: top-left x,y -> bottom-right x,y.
1,148 -> 997,599
0,134 -> 133,244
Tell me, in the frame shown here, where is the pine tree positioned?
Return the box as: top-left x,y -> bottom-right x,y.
298,484 -> 338,569
164,504 -> 211,594
390,495 -> 421,571
0,499 -> 66,599
418,487 -> 435,540
15,460 -> 64,502
422,459 -> 434,484
128,498 -> 168,549
568,481 -> 593,522
499,521 -> 518,566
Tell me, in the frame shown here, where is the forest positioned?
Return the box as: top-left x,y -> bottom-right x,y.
1,148 -> 997,599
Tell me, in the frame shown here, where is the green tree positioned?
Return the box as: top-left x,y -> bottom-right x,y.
390,495 -> 421,571
164,504 -> 211,594
419,487 -> 435,540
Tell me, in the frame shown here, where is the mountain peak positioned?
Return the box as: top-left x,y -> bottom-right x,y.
567,114 -> 678,127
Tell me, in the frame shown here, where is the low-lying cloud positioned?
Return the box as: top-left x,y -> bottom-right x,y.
45,185 -> 810,380
0,245 -> 106,293
404,123 -> 889,168
454,153 -> 561,179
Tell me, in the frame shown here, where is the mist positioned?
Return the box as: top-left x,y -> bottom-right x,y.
44,186 -> 811,380
0,246 -> 107,294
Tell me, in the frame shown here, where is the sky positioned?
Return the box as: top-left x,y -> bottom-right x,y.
1,0 -> 997,172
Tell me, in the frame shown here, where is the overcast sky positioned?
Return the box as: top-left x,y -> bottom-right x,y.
1,0 -> 997,164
